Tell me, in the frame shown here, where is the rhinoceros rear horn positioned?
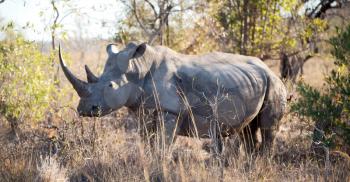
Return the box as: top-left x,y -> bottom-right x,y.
58,44 -> 91,97
85,65 -> 98,83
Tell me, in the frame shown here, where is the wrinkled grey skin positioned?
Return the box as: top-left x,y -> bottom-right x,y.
59,42 -> 287,152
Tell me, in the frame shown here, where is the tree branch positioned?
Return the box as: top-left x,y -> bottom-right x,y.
132,0 -> 150,35
145,0 -> 158,17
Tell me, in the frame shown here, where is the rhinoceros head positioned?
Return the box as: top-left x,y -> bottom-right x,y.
59,42 -> 147,117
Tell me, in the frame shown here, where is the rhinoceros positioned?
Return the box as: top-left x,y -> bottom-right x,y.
59,42 -> 287,153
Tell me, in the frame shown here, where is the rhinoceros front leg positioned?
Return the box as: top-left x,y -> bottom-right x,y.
155,111 -> 183,148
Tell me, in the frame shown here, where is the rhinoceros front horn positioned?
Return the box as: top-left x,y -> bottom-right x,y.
58,44 -> 91,97
84,65 -> 98,83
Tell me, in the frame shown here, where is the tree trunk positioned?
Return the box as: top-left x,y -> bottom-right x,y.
241,0 -> 249,55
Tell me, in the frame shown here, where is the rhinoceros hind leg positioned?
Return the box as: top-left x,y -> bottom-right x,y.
241,118 -> 259,154
258,77 -> 287,153
260,128 -> 277,153
257,102 -> 283,153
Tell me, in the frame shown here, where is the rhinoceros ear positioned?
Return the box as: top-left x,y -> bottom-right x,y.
106,44 -> 119,56
128,42 -> 147,59
116,43 -> 147,73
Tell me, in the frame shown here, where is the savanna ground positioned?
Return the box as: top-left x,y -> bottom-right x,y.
0,47 -> 349,182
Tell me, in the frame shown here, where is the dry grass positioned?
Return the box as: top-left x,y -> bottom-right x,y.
0,48 -> 349,182
0,107 -> 349,182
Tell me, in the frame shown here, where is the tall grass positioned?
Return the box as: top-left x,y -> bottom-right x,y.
0,107 -> 349,182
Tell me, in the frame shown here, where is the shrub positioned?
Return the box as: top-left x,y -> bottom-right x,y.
291,25 -> 350,153
0,31 -> 59,129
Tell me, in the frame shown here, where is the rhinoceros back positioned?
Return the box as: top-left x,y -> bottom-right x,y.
176,53 -> 269,128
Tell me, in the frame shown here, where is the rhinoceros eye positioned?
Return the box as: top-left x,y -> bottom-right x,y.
108,81 -> 117,89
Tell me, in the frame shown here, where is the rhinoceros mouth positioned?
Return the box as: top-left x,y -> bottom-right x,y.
78,108 -> 113,117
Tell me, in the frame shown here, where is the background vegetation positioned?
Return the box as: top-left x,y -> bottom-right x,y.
292,25 -> 350,154
0,30 -> 61,133
0,0 -> 349,181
